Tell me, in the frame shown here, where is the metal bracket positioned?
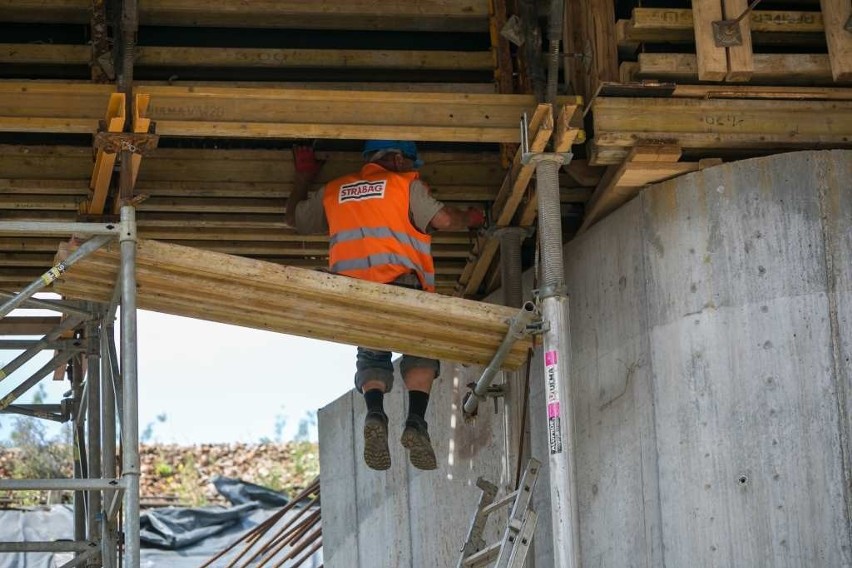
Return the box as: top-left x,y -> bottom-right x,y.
519,113 -> 573,165
93,131 -> 159,155
463,382 -> 507,419
712,0 -> 762,47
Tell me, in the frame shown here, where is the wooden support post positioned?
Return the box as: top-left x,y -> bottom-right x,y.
86,93 -> 125,215
820,0 -> 852,81
722,0 -> 755,81
692,0 -> 729,81
579,144 -> 686,233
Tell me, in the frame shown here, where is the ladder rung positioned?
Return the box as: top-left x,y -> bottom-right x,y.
480,489 -> 519,516
462,542 -> 502,567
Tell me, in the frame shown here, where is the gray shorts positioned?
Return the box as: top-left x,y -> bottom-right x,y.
354,348 -> 440,393
352,273 -> 440,392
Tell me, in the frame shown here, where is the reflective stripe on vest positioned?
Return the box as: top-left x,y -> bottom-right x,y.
330,253 -> 436,287
323,163 -> 436,291
329,226 -> 431,256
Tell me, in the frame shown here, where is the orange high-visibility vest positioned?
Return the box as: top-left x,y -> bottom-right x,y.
322,163 -> 436,291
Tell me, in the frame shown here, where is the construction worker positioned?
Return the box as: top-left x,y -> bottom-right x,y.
285,141 -> 485,471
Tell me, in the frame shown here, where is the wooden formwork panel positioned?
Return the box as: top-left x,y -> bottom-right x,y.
53,239 -> 532,369
0,0 -> 490,32
589,96 -> 852,165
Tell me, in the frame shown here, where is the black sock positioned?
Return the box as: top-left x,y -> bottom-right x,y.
364,389 -> 385,415
407,390 -> 430,421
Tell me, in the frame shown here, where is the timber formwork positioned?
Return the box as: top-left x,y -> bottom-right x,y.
0,0 -> 850,565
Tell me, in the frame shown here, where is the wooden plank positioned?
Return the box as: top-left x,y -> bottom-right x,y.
592,96 -> 852,138
0,82 -> 556,141
53,239 -> 532,368
671,84 -> 852,100
820,0 -> 852,81
0,83 -> 114,134
622,7 -> 825,42
635,53 -> 843,85
0,0 -> 490,32
516,104 -> 586,226
87,92 -> 125,215
692,0 -> 729,81
139,86 -> 551,142
723,0 -> 755,81
577,0 -> 620,101
0,44 -> 492,71
579,144 -> 685,232
0,317 -> 62,336
455,104 -> 558,297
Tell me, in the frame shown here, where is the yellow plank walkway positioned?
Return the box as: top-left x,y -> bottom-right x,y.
54,239 -> 532,368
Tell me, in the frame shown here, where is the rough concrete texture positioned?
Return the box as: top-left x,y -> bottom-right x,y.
320,150 -> 851,567
530,150 -> 851,567
319,360 -> 513,568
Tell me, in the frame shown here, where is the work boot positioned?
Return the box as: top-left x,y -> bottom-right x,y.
363,411 -> 391,471
400,415 -> 437,471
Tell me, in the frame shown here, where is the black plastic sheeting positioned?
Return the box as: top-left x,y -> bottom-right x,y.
0,476 -> 322,568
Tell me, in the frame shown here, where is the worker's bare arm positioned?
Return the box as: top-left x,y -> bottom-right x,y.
286,144 -> 323,229
429,205 -> 485,232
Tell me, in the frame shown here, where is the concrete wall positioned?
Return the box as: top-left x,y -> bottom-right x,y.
320,150 -> 852,567
318,361 -> 513,568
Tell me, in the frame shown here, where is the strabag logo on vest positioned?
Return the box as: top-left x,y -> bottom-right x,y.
339,179 -> 387,203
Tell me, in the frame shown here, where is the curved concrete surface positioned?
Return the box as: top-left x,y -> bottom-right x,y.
530,150 -> 852,567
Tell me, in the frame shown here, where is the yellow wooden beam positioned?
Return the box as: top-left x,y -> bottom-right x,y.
54,239 -> 532,368
820,0 -> 852,81
579,144 -> 685,233
620,7 -> 825,42
590,96 -> 852,164
86,92 -> 125,215
0,43 -> 493,71
692,0 -> 728,81
0,82 -> 114,134
0,0 -> 490,32
634,53 -> 844,85
722,0 -> 755,81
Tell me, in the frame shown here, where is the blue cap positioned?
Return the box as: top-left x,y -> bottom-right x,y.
362,140 -> 423,168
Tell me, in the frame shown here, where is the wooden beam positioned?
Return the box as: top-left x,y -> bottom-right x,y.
692,0 -> 729,81
576,0 -> 620,101
590,96 -> 852,165
0,0 -> 490,32
579,144 -> 686,233
0,82 -> 114,134
670,84 -> 852,100
620,7 -> 825,43
86,92 -> 125,214
454,103 -> 560,297
0,82 -> 558,142
516,104 -> 586,226
0,44 -> 492,71
54,239 -> 531,368
140,86 -> 553,142
820,0 -> 852,81
723,0 -> 755,81
0,317 -> 62,336
634,53 -> 844,86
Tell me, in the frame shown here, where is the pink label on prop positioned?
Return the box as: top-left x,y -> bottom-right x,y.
545,350 -> 558,366
547,402 -> 560,418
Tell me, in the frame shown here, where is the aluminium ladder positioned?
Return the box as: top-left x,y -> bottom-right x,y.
457,458 -> 541,568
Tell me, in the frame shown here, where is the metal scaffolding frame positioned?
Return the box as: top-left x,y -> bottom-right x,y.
0,211 -> 139,568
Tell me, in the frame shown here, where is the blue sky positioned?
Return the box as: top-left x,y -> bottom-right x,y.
0,306 -> 357,444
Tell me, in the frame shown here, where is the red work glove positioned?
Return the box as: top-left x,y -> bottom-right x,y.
293,143 -> 321,177
466,207 -> 486,229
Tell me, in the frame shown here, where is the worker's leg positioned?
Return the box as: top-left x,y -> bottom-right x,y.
355,347 -> 394,471
400,356 -> 440,470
